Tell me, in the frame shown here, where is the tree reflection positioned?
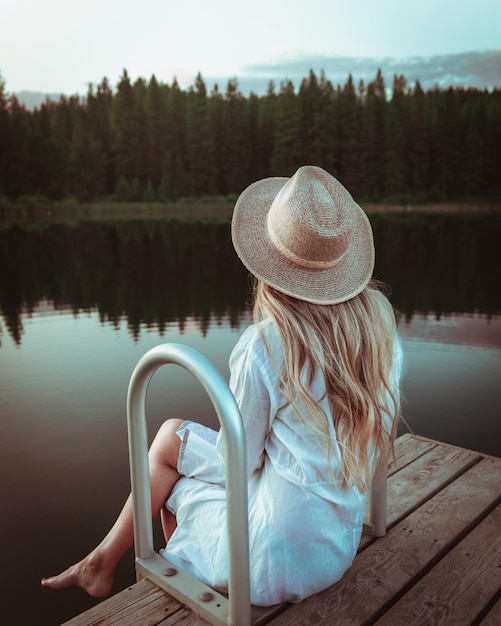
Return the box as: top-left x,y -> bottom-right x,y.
0,214 -> 500,345
0,220 -> 250,344
371,213 -> 501,320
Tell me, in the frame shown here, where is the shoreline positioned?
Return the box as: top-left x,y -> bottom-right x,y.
1,199 -> 500,226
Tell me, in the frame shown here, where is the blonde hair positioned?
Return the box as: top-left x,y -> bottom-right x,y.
253,280 -> 400,492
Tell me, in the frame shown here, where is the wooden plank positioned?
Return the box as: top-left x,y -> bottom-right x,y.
385,442 -> 480,526
62,579 -> 184,626
480,597 -> 501,626
359,442 -> 480,550
157,607 -> 211,625
374,504 -> 501,625
267,456 -> 501,625
115,597 -> 190,626
388,433 -> 437,476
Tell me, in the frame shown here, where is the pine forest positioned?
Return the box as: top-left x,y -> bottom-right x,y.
0,69 -> 499,204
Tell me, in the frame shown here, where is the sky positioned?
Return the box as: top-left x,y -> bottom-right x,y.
1,0 -> 500,98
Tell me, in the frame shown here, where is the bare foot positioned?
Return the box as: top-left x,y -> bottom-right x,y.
41,550 -> 114,597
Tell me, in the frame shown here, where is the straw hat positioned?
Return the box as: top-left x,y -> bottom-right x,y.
231,165 -> 375,305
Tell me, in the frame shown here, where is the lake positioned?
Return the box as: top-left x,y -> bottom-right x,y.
0,213 -> 500,625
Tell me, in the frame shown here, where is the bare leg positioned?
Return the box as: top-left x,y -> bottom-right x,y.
161,506 -> 177,542
41,418 -> 185,597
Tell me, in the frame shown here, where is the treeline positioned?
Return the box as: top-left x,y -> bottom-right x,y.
0,69 -> 500,203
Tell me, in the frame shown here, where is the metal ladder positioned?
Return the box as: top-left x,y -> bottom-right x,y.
127,343 -> 387,626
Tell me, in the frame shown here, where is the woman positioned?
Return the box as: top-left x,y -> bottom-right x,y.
42,165 -> 401,605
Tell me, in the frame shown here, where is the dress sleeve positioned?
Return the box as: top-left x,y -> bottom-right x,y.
216,328 -> 276,477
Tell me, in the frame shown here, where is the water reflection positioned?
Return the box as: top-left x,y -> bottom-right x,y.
371,213 -> 501,320
0,220 -> 250,344
1,214 -> 500,344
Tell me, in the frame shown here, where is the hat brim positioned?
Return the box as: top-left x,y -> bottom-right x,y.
231,176 -> 375,305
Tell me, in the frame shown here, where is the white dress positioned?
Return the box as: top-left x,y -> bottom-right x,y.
161,320 -> 401,606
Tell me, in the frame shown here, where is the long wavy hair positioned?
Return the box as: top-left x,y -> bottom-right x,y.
253,279 -> 400,492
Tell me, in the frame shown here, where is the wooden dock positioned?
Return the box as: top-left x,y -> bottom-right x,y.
62,434 -> 501,625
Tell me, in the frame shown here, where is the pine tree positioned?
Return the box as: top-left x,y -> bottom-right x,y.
163,78 -> 189,197
158,172 -> 171,201
256,81 -> 276,179
68,108 -> 106,201
220,79 -> 251,193
111,69 -> 144,186
360,69 -> 387,199
484,90 -> 501,197
298,69 -> 323,163
0,74 -> 10,198
143,179 -> 156,202
461,98 -> 483,196
209,84 -> 225,192
246,91 -> 261,184
114,174 -> 132,201
145,75 -> 169,188
87,78 -> 114,196
131,78 -> 149,185
25,103 -> 65,199
407,80 -> 429,198
384,74 -> 408,199
186,73 -> 216,195
1,96 -> 28,198
432,87 -> 459,199
49,94 -> 78,168
270,80 -> 301,176
336,74 -> 360,192
130,177 -> 142,201
317,73 -> 338,176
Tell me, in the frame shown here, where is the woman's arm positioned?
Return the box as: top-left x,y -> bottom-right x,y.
216,328 -> 277,476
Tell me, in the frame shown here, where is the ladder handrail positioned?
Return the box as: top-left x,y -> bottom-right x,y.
127,343 -> 251,626
369,470 -> 387,537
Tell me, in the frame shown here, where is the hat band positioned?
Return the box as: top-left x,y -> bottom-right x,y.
267,217 -> 346,270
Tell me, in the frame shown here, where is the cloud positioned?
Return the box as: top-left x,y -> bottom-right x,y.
203,49 -> 501,94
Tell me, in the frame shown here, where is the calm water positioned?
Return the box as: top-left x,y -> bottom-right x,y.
0,214 -> 500,625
